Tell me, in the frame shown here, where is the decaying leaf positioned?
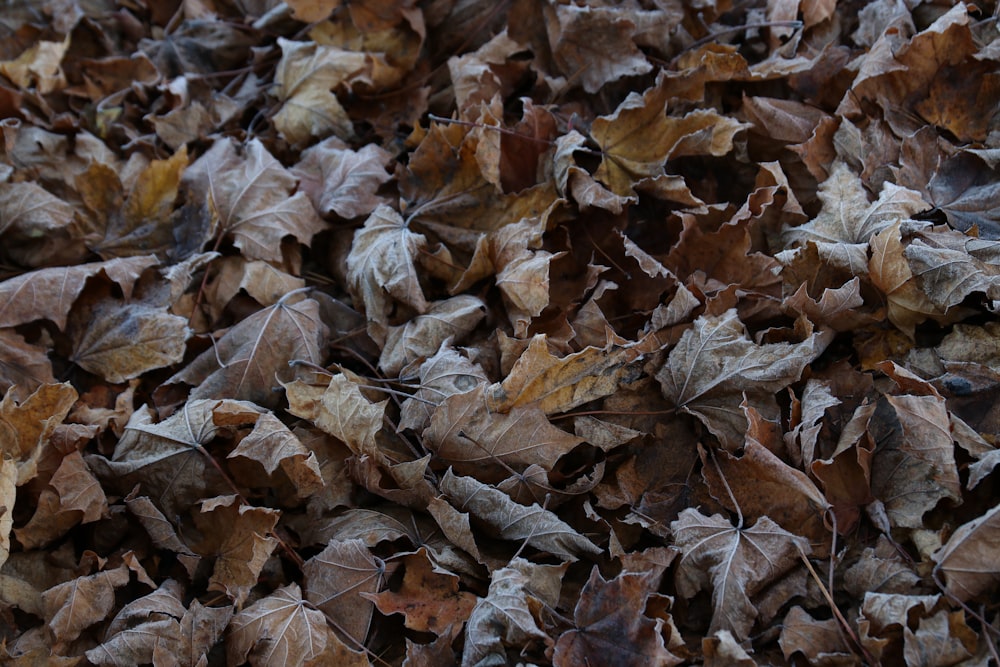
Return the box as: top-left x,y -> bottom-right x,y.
656,309 -> 829,449
440,469 -> 601,560
672,508 -> 810,641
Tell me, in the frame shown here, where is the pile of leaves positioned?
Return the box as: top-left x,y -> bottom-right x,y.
2,0 -> 1000,664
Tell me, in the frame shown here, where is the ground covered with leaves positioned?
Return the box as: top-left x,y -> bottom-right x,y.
1,0 -> 1000,664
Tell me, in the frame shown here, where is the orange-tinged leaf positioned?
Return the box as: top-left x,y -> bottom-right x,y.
365,548 -> 475,636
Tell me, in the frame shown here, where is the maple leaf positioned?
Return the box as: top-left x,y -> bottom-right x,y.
671,508 -> 811,641
166,292 -> 328,409
590,76 -> 748,196
227,583 -> 360,667
398,342 -> 490,433
182,138 -> 326,264
656,309 -> 829,449
85,579 -> 233,667
554,567 -> 682,667
462,558 -> 559,667
85,401 -> 227,519
291,137 -> 394,219
220,404 -> 324,497
781,161 -> 929,275
192,495 -> 279,605
703,437 -> 831,554
285,373 -> 387,461
379,295 -> 486,375
487,334 -> 647,415
346,204 -> 430,342
42,563 -> 131,646
440,469 -> 601,560
0,256 -> 158,331
932,503 -> 1000,603
303,538 -> 388,649
546,4 -> 652,94
271,38 -> 366,144
77,147 -> 190,260
425,384 -> 583,481
69,297 -> 190,384
364,547 -> 476,636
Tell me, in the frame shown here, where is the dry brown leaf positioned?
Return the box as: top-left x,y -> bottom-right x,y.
303,538 -> 389,648
223,407 -> 324,497
488,334 -> 646,415
70,298 -> 190,384
365,547 -> 476,636
285,373 -> 387,462
425,383 -> 583,481
167,293 -> 327,409
547,4 -> 652,94
0,256 -> 158,330
440,469 -> 601,560
672,508 -> 810,641
380,295 -> 486,375
703,438 -> 831,555
272,38 -> 366,144
42,563 -> 131,645
182,138 -> 326,264
553,566 -> 682,667
346,205 -> 430,342
226,583 -> 334,667
192,495 -> 279,605
292,137 -> 394,219
398,342 -> 489,432
85,402 -> 226,519
656,309 -> 829,450
932,503 -> 1000,603
462,559 -> 554,667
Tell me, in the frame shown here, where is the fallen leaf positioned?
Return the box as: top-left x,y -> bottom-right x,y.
303,538 -> 389,648
167,293 -> 328,408
424,384 -> 583,481
182,138 -> 326,264
440,469 -> 601,560
553,566 -> 682,667
365,547 -> 476,636
271,38 -> 366,144
226,583 -> 336,666
42,563 -> 131,645
932,503 -> 1000,603
656,309 -> 829,449
672,508 -> 810,641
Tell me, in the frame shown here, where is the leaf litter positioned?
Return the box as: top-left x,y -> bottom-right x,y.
2,1 -> 1000,665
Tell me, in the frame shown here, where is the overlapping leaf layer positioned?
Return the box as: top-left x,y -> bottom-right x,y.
2,1 -> 1000,665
